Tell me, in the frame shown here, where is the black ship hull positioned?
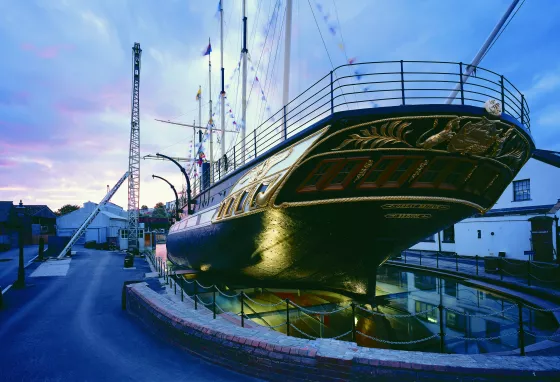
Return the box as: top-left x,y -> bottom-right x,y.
167,105 -> 534,297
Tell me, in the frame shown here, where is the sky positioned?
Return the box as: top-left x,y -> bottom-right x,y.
0,0 -> 559,212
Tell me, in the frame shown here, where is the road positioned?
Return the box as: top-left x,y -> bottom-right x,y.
0,247 -> 260,382
0,245 -> 42,292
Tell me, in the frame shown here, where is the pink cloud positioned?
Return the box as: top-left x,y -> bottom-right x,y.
20,43 -> 75,59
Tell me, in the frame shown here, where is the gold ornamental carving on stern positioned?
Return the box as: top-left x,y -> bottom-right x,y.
330,115 -> 529,172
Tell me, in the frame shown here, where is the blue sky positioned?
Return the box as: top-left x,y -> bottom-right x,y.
0,0 -> 559,210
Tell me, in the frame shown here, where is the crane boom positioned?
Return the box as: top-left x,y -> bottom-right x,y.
57,172 -> 129,258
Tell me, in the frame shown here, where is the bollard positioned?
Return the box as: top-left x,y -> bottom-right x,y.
213,287 -> 216,319
455,253 -> 459,272
351,303 -> 356,341
527,261 -> 531,286
419,252 -> 422,266
518,302 -> 525,356
194,282 -> 198,310
38,237 -> 45,261
475,255 -> 479,276
500,257 -> 503,281
286,299 -> 291,336
240,293 -> 245,327
180,277 -> 184,301
438,303 -> 445,353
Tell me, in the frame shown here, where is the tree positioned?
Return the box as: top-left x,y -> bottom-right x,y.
54,204 -> 80,216
141,205 -> 148,210
154,202 -> 165,209
152,208 -> 168,218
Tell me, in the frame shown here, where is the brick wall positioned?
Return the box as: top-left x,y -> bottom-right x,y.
125,283 -> 560,381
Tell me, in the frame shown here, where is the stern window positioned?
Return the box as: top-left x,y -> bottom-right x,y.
236,191 -> 249,212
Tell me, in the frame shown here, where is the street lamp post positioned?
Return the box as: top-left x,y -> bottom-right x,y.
152,175 -> 182,222
155,153 -> 194,214
14,200 -> 25,288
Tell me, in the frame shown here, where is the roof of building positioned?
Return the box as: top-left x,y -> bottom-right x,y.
0,201 -> 14,223
480,204 -> 555,217
100,211 -> 127,221
23,205 -> 57,219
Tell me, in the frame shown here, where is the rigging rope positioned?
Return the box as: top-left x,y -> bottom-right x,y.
307,0 -> 349,110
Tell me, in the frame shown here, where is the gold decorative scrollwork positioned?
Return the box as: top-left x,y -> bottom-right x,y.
416,117 -> 526,170
353,159 -> 374,183
238,147 -> 293,186
385,213 -> 432,219
408,159 -> 428,183
332,120 -> 412,151
328,115 -> 530,173
381,204 -> 450,210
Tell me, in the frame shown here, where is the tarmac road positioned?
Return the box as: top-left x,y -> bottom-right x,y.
0,247 -> 260,382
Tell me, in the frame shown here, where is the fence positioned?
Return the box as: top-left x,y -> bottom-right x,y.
395,251 -> 560,290
144,251 -> 559,356
190,60 -> 530,197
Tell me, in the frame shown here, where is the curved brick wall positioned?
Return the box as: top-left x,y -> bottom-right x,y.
125,282 -> 560,381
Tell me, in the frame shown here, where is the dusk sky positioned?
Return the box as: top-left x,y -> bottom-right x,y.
1,0 -> 559,211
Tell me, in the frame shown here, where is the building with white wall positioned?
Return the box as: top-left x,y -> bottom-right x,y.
56,201 -> 128,244
410,159 -> 560,262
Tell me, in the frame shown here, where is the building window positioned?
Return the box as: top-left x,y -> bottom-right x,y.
446,311 -> 466,331
442,225 -> 455,243
513,179 -> 530,201
477,230 -> 481,239
415,301 -> 438,323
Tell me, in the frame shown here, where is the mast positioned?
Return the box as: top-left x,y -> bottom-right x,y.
220,0 -> 226,160
446,0 -> 520,104
208,38 -> 214,180
127,43 -> 141,253
193,119 -> 196,170
282,0 -> 293,141
241,0 -> 248,164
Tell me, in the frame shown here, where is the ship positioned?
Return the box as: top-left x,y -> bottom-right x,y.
164,1 -> 534,301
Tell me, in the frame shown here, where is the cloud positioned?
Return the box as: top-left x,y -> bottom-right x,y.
80,10 -> 109,37
20,43 -> 74,59
525,69 -> 560,99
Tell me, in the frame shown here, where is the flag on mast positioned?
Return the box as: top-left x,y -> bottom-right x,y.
202,42 -> 212,56
196,88 -> 201,100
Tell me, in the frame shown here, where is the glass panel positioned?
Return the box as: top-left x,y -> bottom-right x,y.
418,160 -> 446,183
387,158 -> 416,182
513,179 -> 530,201
364,159 -> 392,183
307,162 -> 335,187
329,161 -> 356,185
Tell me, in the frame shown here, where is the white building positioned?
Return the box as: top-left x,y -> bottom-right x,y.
56,201 -> 128,244
410,159 -> 560,262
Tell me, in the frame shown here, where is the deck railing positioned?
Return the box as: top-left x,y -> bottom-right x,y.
192,60 -> 530,197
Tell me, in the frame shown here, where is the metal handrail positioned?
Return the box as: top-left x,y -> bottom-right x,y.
189,60 -> 529,198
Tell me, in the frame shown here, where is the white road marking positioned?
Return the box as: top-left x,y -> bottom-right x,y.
1,284 -> 13,294
30,259 -> 71,277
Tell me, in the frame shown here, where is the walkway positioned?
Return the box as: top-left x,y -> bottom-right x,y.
0,247 -> 260,382
389,252 -> 560,299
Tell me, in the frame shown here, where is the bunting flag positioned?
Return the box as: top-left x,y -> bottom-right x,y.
202,43 -> 212,56
196,88 -> 201,100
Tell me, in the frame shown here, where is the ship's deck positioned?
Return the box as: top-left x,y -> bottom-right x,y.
189,61 -> 531,201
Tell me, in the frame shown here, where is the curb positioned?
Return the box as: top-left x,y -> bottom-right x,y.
125,282 -> 560,381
